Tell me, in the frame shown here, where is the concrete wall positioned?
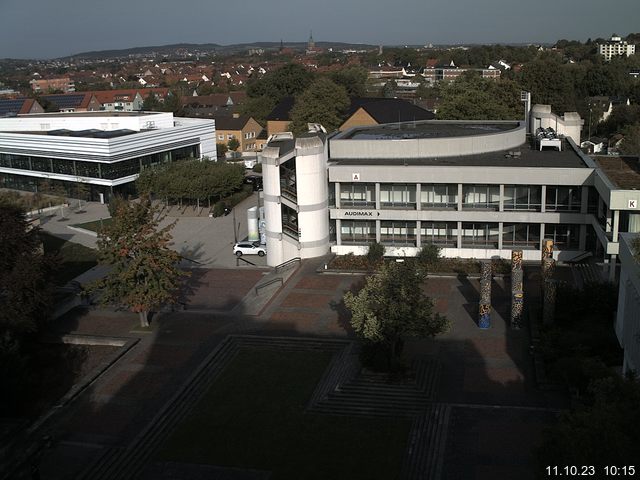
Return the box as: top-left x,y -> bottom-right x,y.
615,233 -> 640,376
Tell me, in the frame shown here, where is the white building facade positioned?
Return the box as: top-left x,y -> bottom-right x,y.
0,111 -> 216,201
598,35 -> 636,61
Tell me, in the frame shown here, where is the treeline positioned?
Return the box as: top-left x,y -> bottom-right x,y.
136,160 -> 246,209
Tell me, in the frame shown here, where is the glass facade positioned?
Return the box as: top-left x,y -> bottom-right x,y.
421,184 -> 457,209
340,183 -> 375,208
502,223 -> 540,248
461,222 -> 500,248
380,221 -> 416,246
340,220 -> 376,245
420,222 -> 457,247
545,224 -> 580,249
380,184 -> 416,209
504,185 -> 542,211
545,186 -> 581,212
462,185 -> 500,210
0,145 -> 198,181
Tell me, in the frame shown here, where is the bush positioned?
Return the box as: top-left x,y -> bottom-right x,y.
366,242 -> 385,266
212,201 -> 226,217
253,163 -> 263,173
330,253 -> 370,270
417,243 -> 441,266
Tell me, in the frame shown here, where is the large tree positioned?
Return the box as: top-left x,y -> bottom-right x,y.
619,124 -> 640,157
344,261 -> 449,367
92,199 -> 188,327
246,63 -> 315,101
289,77 -> 350,134
437,73 -> 523,120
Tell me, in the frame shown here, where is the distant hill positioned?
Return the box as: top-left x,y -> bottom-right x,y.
67,41 -> 378,59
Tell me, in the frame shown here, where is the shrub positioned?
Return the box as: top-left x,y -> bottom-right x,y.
366,242 -> 385,266
253,163 -> 263,173
417,243 -> 441,266
212,201 -> 226,217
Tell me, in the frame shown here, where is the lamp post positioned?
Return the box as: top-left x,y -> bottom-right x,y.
232,207 -> 238,243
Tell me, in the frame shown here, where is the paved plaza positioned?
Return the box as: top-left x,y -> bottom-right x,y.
15,202 -> 567,479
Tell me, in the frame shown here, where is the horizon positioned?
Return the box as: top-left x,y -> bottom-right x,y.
1,0 -> 638,59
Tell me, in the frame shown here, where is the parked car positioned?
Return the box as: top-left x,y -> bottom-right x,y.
233,242 -> 266,257
244,175 -> 263,191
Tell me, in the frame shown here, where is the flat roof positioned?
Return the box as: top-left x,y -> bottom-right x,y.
341,121 -> 520,140
18,111 -> 162,118
595,156 -> 640,189
330,138 -> 588,169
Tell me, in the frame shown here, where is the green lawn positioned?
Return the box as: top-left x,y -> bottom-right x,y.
158,348 -> 411,480
72,217 -> 112,233
40,232 -> 98,284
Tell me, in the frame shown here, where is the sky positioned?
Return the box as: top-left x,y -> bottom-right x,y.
0,0 -> 639,59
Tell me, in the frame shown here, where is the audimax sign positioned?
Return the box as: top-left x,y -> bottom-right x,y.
344,211 -> 380,217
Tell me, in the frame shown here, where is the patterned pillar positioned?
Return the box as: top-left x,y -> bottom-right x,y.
511,267 -> 524,329
479,261 -> 492,329
511,249 -> 523,271
542,238 -> 553,261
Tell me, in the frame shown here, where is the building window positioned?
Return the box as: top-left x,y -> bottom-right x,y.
545,224 -> 579,249
218,135 -> 224,140
75,160 -> 101,178
52,158 -> 75,176
30,157 -> 52,173
380,184 -> 416,209
504,185 -> 542,211
421,184 -> 457,209
227,134 -> 235,140
380,221 -> 416,246
340,183 -> 375,208
502,223 -> 540,248
461,222 -> 499,248
281,204 -> 298,239
341,220 -> 376,245
545,186 -> 581,212
421,222 -> 457,247
462,185 -> 500,210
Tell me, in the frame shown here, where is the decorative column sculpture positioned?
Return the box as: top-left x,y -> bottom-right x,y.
478,261 -> 492,329
510,250 -> 524,329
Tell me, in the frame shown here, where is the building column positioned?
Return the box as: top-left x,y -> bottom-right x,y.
581,186 -> 589,214
336,219 -> 342,246
609,254 -> 617,282
539,223 -> 545,250
376,219 -> 381,243
457,184 -> 463,211
375,183 -> 381,210
579,224 -> 587,251
605,208 -> 612,234
457,221 -> 462,249
498,222 -> 503,250
416,183 -> 421,211
416,220 -> 422,248
613,210 -> 620,242
540,185 -> 546,213
335,182 -> 341,208
499,185 -> 505,212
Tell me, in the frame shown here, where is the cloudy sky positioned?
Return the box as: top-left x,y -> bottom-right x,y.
0,0 -> 638,59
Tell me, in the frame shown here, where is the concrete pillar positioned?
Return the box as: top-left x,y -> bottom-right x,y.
581,185 -> 589,214
613,210 -> 620,242
336,219 -> 342,245
609,254 -> 617,282
376,219 -> 381,243
540,185 -> 546,213
539,224 -> 545,251
498,222 -> 503,250
457,184 -> 463,211
335,182 -> 341,208
499,184 -> 505,212
375,183 -> 381,210
605,208 -> 612,233
416,183 -> 422,211
416,220 -> 422,248
457,221 -> 463,249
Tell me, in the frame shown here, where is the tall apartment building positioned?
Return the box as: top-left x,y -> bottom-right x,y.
30,77 -> 75,93
598,35 -> 636,61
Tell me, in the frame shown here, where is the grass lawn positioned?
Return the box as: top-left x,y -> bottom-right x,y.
72,217 -> 112,233
158,348 -> 411,480
40,232 -> 98,285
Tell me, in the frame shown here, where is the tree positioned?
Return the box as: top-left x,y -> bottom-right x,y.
141,92 -> 161,111
343,261 -> 449,369
227,138 -> 240,152
329,66 -> 368,97
289,78 -> 349,134
437,74 -> 523,120
246,63 -> 315,102
366,241 -> 385,266
216,142 -> 228,159
619,124 -> 640,157
238,95 -> 276,125
92,198 -> 188,327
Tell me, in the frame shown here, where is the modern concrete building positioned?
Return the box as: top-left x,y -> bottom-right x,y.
598,35 -> 636,61
0,111 -> 216,202
261,107 -> 640,278
615,233 -> 640,377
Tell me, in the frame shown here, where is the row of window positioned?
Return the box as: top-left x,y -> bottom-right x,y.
339,220 -> 580,249
0,146 -> 198,180
338,183 -> 591,212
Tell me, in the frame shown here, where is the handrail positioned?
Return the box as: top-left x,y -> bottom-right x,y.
255,277 -> 283,295
274,257 -> 300,274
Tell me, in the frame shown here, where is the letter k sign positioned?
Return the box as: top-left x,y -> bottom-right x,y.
629,199 -> 638,209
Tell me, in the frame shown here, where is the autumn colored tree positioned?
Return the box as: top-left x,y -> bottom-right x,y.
93,198 -> 188,327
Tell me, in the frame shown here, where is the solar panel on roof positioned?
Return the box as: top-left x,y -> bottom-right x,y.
42,94 -> 85,109
0,99 -> 26,116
